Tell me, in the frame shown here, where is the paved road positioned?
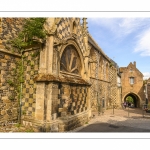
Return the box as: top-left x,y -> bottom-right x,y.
70,107 -> 150,132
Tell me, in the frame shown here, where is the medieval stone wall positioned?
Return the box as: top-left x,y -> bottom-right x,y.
57,84 -> 88,118
56,18 -> 86,53
21,49 -> 40,119
0,17 -> 120,131
0,51 -> 21,123
0,18 -> 25,53
89,49 -> 111,111
109,66 -> 118,108
0,18 -> 25,124
147,79 -> 150,104
0,18 -> 2,48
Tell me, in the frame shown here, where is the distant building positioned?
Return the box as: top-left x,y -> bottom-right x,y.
144,78 -> 150,105
120,61 -> 145,107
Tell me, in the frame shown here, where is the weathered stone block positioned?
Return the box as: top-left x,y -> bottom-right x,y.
1,59 -> 7,63
2,63 -> 7,67
50,124 -> 58,132
58,108 -> 63,112
1,110 -> 6,115
61,112 -> 67,117
29,88 -> 34,94
52,113 -> 57,120
4,55 -> 11,60
29,80 -> 34,85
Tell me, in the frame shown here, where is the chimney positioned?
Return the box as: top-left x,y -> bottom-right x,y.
133,61 -> 136,67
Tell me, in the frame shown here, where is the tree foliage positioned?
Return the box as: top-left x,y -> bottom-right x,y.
9,18 -> 47,50
126,96 -> 134,103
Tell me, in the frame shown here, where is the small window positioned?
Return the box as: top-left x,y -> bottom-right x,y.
129,77 -> 134,84
129,68 -> 133,72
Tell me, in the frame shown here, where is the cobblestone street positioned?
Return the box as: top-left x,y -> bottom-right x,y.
70,107 -> 150,132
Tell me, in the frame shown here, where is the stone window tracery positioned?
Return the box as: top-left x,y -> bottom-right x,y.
60,45 -> 81,75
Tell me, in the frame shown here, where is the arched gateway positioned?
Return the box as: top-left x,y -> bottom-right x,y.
123,92 -> 142,108
120,61 -> 145,109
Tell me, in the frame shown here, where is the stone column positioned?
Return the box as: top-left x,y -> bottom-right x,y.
87,87 -> 91,119
46,83 -> 53,122
35,82 -> 46,121
47,36 -> 54,74
38,46 -> 47,74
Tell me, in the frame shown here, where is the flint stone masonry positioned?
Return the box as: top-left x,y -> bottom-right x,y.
0,51 -> 20,123
0,17 -> 122,132
0,18 -> 25,53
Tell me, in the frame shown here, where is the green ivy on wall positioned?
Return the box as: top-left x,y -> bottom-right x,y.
8,18 -> 47,123
9,18 -> 47,50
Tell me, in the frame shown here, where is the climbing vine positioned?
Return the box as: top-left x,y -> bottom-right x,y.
7,59 -> 24,101
7,18 -> 47,122
9,18 -> 47,51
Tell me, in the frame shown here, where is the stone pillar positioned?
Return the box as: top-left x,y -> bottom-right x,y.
87,87 -> 91,119
39,47 -> 47,74
47,36 -> 54,74
84,56 -> 90,81
46,83 -> 53,122
82,18 -> 90,81
35,82 -> 45,121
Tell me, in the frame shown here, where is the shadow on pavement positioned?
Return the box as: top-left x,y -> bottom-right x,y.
76,122 -> 150,132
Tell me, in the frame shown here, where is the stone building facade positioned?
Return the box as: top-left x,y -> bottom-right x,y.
0,18 -> 24,124
144,78 -> 150,105
0,17 -> 120,131
120,61 -> 145,107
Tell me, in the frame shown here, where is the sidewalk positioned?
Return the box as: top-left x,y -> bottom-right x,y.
70,107 -> 150,132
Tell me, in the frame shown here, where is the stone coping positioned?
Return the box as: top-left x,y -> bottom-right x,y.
0,49 -> 21,57
34,73 -> 91,86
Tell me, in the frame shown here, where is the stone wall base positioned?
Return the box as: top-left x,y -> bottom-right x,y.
21,111 -> 89,132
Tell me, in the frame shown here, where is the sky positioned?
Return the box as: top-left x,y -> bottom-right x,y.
87,18 -> 150,80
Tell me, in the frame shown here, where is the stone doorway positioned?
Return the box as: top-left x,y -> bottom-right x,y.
124,93 -> 141,108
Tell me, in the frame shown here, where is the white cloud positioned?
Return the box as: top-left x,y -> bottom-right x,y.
88,18 -> 150,39
143,72 -> 150,79
134,28 -> 150,56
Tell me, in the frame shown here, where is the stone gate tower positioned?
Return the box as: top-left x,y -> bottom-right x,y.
120,61 -> 145,108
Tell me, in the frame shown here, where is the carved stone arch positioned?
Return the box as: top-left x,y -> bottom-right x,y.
60,40 -> 85,77
123,92 -> 142,108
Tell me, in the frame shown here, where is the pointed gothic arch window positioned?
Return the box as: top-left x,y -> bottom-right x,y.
60,45 -> 81,75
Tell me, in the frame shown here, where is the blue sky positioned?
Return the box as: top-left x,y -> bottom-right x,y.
87,18 -> 150,79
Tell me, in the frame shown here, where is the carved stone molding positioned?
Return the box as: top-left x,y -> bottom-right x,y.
44,18 -> 61,36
